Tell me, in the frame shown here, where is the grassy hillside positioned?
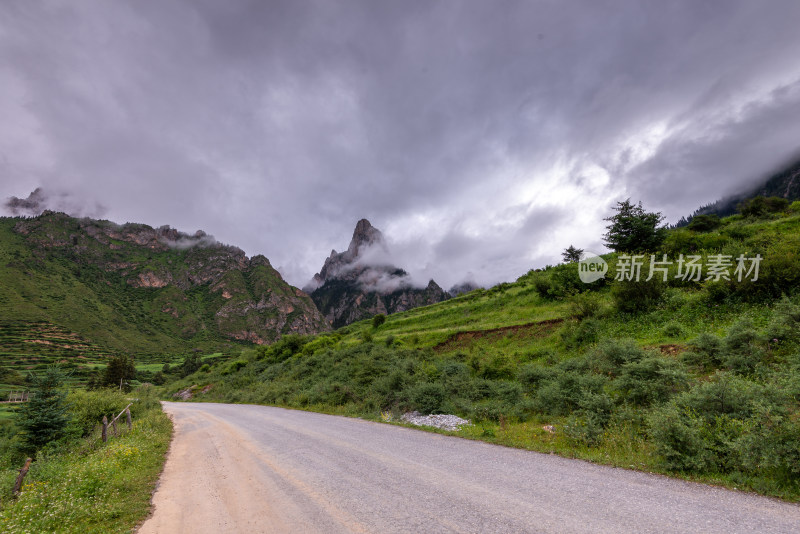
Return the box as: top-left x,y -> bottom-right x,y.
0,213 -> 329,373
170,206 -> 800,500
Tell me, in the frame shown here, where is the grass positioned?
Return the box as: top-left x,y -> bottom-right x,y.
0,393 -> 171,533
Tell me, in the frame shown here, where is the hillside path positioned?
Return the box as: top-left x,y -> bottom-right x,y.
138,402 -> 800,534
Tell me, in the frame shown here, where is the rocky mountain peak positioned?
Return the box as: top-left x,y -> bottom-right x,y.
347,218 -> 384,256
306,218 -> 449,327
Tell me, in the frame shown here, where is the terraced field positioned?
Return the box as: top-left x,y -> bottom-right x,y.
0,320 -> 113,398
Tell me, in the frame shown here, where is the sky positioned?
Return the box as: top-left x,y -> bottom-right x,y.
2,0 -> 800,290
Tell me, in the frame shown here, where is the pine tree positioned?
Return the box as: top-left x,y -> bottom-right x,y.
103,355 -> 137,390
603,199 -> 666,252
562,245 -> 584,263
15,367 -> 71,454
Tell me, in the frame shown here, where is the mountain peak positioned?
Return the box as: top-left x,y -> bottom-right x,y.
348,218 -> 384,255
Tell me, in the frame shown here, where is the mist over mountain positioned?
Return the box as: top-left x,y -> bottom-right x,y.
305,219 -> 449,327
4,187 -> 108,219
681,157 -> 800,223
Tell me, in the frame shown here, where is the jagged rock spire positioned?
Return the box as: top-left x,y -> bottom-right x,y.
347,219 -> 385,256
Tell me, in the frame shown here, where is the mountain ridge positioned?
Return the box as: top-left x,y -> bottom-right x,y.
0,211 -> 330,356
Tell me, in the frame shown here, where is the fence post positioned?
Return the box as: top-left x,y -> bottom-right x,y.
112,418 -> 118,437
102,416 -> 108,442
12,458 -> 33,495
126,408 -> 132,430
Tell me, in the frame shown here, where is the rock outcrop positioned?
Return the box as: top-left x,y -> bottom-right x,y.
305,219 -> 448,328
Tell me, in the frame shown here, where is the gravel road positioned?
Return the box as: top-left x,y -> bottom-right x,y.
138,402 -> 800,533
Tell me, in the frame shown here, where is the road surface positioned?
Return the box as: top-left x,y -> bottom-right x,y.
138,402 -> 800,533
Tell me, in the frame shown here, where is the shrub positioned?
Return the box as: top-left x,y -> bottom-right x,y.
648,405 -> 710,471
735,404 -> 800,484
260,335 -> 309,363
588,338 -> 646,375
687,214 -> 721,232
739,196 -> 789,217
563,415 -> 605,446
721,320 -> 765,374
662,322 -> 684,338
410,383 -> 446,414
675,372 -> 759,421
562,318 -> 601,348
568,293 -> 602,320
67,389 -> 130,436
471,353 -> 516,380
615,356 -> 688,406
683,333 -> 723,368
221,359 -> 248,376
372,314 -> 386,329
517,364 -> 555,393
534,370 -> 608,416
612,277 -> 666,313
767,297 -> 800,343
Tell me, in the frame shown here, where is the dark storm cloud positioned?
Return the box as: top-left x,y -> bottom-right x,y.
2,0 -> 800,288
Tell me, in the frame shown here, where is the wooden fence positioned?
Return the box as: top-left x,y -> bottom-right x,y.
12,402 -> 135,495
3,391 -> 30,403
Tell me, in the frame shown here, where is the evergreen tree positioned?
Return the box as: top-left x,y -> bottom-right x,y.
603,199 -> 666,252
15,367 -> 71,454
103,355 -> 136,390
562,245 -> 584,263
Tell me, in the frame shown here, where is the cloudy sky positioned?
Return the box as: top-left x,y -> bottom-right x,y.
2,0 -> 800,289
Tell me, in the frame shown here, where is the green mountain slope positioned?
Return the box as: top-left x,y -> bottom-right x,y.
174,207 -> 800,500
0,212 -> 329,361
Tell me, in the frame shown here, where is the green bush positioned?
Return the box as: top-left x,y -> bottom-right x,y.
614,356 -> 687,406
662,322 -> 684,338
221,359 -> 248,376
588,338 -> 646,376
739,196 -> 789,217
682,333 -> 723,369
735,404 -> 800,484
612,277 -> 666,313
649,405 -> 710,471
687,214 -> 721,232
470,352 -> 516,380
534,370 -> 608,416
67,389 -> 130,436
372,314 -> 387,329
562,318 -> 601,348
517,364 -> 555,393
259,335 -> 308,363
767,296 -> 800,343
721,320 -> 765,374
410,382 -> 446,414
568,293 -> 602,319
